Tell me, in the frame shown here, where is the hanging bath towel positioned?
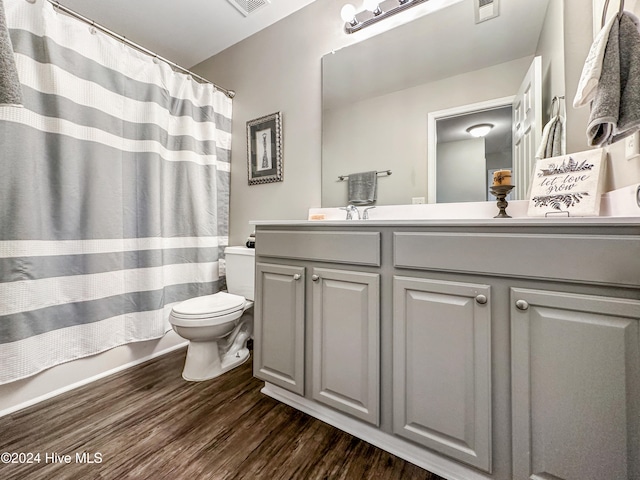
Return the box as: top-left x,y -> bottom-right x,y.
0,0 -> 22,106
536,115 -> 566,159
348,171 -> 377,205
587,12 -> 640,146
573,14 -> 618,108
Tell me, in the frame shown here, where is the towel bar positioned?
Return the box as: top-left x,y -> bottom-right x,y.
338,170 -> 392,181
602,0 -> 625,28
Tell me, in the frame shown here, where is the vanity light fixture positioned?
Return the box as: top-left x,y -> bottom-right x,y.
466,123 -> 494,137
340,3 -> 358,26
341,0 -> 429,34
363,0 -> 383,16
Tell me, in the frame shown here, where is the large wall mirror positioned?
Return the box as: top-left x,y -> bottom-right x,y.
321,0 -> 565,206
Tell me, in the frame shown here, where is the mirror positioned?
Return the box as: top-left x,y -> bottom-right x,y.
321,0 -> 564,206
436,104 -> 512,203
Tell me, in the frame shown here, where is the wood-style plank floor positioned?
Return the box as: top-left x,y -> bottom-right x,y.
0,348 -> 444,480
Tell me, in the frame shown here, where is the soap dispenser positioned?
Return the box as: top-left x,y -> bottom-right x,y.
246,232 -> 255,248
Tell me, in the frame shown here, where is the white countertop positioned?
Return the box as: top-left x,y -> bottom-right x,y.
250,195 -> 640,227
250,217 -> 640,227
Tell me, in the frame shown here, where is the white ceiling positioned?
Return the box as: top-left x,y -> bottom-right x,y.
59,0 -> 318,68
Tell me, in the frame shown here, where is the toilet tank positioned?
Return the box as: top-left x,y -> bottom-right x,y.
224,246 -> 255,301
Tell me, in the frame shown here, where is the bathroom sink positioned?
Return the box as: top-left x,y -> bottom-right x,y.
308,200 -> 530,221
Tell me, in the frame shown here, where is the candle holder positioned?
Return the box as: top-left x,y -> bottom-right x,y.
490,184 -> 515,218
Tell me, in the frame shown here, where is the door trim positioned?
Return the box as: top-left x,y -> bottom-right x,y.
427,95 -> 515,204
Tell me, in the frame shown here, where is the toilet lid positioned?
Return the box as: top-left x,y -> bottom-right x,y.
172,292 -> 245,318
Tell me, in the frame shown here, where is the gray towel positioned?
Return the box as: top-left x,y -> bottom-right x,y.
587,13 -> 640,146
614,13 -> 640,140
347,171 -> 377,205
0,0 -> 22,106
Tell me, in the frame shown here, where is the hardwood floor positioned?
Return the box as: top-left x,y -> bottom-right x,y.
0,348 -> 444,480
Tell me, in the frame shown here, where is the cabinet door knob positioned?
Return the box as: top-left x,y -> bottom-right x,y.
475,294 -> 488,305
311,274 -> 320,282
515,300 -> 529,311
293,274 -> 301,281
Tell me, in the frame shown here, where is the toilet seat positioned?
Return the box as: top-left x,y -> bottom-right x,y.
170,292 -> 246,322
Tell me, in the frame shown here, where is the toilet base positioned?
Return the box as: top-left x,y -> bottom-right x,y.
182,341 -> 250,382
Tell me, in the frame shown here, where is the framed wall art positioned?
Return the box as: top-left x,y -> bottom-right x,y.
527,148 -> 606,217
247,112 -> 283,185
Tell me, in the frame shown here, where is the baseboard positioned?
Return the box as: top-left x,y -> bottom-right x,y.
261,383 -> 491,480
0,340 -> 188,418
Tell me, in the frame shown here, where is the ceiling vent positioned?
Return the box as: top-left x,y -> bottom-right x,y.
227,0 -> 271,17
474,0 -> 499,24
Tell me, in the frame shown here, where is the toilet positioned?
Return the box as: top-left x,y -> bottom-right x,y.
169,246 -> 255,381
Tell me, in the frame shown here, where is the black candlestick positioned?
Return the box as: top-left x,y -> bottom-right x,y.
490,184 -> 515,218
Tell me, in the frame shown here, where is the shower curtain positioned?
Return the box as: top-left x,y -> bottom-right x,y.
0,0 -> 231,384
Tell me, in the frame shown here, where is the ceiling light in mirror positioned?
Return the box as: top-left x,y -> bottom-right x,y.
466,123 -> 494,137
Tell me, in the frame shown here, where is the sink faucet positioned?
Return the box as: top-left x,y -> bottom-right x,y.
340,204 -> 361,220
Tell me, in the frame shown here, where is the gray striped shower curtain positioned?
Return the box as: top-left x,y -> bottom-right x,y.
0,0 -> 231,384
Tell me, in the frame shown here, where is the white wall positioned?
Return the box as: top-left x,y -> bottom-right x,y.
437,138 -> 486,203
563,0 -> 595,156
193,0 -> 352,244
537,0 -> 566,124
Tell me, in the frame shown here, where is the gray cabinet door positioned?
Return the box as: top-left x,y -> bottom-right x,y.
393,276 -> 492,472
311,268 -> 380,425
254,262 -> 305,395
511,288 -> 640,480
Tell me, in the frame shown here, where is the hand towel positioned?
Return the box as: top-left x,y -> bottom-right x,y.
536,115 -> 566,159
612,12 -> 640,141
573,14 -> 618,108
587,13 -> 640,146
347,171 -> 377,205
587,15 -> 622,146
0,0 -> 22,106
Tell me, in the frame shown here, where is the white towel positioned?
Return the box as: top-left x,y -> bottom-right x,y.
573,14 -> 619,108
536,115 -> 566,159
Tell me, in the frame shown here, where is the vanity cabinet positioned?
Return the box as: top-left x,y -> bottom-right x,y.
511,288 -> 640,480
253,230 -> 382,425
253,221 -> 640,480
311,267 -> 380,425
392,276 -> 492,471
253,262 -> 305,395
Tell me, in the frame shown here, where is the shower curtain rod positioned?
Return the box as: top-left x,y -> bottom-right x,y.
44,0 -> 236,98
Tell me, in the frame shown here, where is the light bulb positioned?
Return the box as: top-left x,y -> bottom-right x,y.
340,4 -> 357,23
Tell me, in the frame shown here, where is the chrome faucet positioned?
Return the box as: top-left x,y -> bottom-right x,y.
340,204 -> 361,220
362,206 -> 375,220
